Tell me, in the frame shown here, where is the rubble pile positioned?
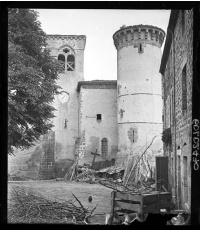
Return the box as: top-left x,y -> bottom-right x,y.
75,167 -> 98,184
96,166 -> 125,180
63,163 -> 125,184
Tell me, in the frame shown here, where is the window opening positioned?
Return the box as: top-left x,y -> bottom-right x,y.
64,119 -> 68,129
138,44 -> 143,53
101,138 -> 108,157
133,130 -> 135,142
182,64 -> 187,113
183,156 -> 188,202
63,48 -> 70,53
183,156 -> 188,186
119,109 -> 125,118
67,55 -> 75,71
177,155 -> 181,208
171,90 -> 174,125
58,54 -> 65,72
169,49 -> 173,74
97,114 -> 102,121
171,157 -> 174,188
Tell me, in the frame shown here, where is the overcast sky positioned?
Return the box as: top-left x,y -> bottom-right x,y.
36,9 -> 171,81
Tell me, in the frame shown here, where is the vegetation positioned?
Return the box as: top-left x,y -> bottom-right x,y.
8,8 -> 62,154
162,128 -> 172,146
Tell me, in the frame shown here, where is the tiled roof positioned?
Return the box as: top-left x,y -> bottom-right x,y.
77,80 -> 117,91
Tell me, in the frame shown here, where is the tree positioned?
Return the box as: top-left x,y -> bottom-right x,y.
8,8 -> 62,155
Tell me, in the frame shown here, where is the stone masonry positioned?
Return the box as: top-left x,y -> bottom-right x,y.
160,9 -> 193,212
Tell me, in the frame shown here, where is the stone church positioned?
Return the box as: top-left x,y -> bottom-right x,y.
39,24 -> 165,178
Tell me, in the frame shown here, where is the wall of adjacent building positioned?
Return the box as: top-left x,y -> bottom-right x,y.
78,83 -> 118,165
162,9 -> 193,211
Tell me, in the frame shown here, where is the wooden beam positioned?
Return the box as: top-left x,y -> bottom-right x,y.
114,191 -> 142,202
115,201 -> 141,212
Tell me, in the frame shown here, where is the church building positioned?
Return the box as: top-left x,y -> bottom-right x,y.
40,24 -> 165,178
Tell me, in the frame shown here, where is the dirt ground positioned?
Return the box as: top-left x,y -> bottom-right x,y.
8,180 -> 113,224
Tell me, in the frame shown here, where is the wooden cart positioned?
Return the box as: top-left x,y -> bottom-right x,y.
110,190 -> 172,223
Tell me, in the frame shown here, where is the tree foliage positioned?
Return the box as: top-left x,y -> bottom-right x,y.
8,8 -> 62,154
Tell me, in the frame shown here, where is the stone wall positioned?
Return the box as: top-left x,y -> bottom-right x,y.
46,35 -> 86,164
162,10 -> 193,211
113,25 -> 164,165
38,131 -> 55,180
78,83 -> 118,165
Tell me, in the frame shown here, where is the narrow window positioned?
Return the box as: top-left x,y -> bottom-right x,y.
171,157 -> 174,188
97,114 -> 102,121
181,10 -> 185,37
171,90 -> 174,125
138,44 -> 143,53
182,64 -> 187,113
101,138 -> 108,157
67,55 -> 75,71
58,54 -> 65,72
64,119 -> 68,129
183,156 -> 188,186
177,155 -> 181,207
169,50 -> 173,74
133,130 -> 135,142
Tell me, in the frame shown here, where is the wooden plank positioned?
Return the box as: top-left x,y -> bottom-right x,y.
160,193 -> 172,202
143,204 -> 160,213
116,209 -> 136,214
115,191 -> 142,202
115,200 -> 141,212
142,192 -> 171,200
143,201 -> 172,213
160,201 -> 172,209
115,199 -> 140,204
143,193 -> 159,205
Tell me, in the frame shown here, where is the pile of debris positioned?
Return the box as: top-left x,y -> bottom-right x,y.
63,135 -> 160,193
96,166 -> 125,181
98,136 -> 166,194
63,160 -> 98,183
8,186 -> 98,224
75,167 -> 97,184
63,159 -> 125,184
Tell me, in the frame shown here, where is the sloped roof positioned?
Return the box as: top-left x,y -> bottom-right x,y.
159,10 -> 179,75
77,80 -> 117,92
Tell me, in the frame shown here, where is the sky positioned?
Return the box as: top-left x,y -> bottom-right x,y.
35,9 -> 171,81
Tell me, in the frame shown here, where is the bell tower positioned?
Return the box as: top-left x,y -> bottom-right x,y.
46,35 -> 86,161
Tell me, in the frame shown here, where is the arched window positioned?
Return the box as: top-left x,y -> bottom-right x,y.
101,138 -> 108,157
67,55 -> 75,71
58,54 -> 65,72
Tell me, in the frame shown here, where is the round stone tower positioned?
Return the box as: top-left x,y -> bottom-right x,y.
113,25 -> 165,166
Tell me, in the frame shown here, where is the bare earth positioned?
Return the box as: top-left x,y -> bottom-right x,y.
8,180 -> 112,224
